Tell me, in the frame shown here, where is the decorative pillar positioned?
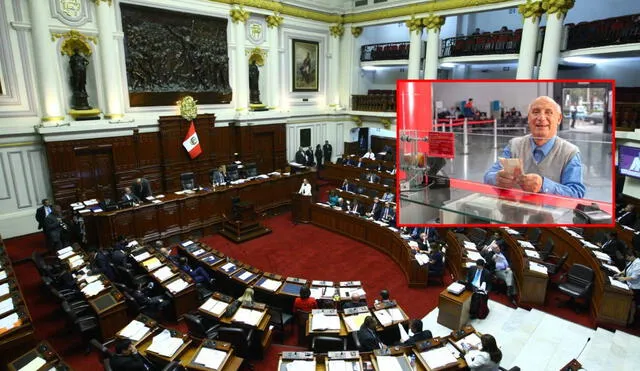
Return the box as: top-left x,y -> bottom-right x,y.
341,26 -> 362,109
266,13 -> 283,109
231,7 -> 250,111
328,24 -> 344,108
406,17 -> 423,79
28,0 -> 64,123
538,0 -> 575,79
93,0 -> 123,118
422,14 -> 445,80
516,1 -> 544,79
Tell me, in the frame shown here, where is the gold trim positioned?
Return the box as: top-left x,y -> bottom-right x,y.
266,13 -> 284,28
405,16 -> 423,33
104,113 -> 124,119
212,0 -> 339,23
42,116 -> 65,122
352,116 -> 363,127
380,118 -> 393,129
329,24 -> 345,38
422,14 -> 445,31
51,30 -> 98,56
518,0 -> 544,22
247,47 -> 267,66
235,107 -> 246,111
230,6 -> 251,24
91,0 -> 113,6
351,27 -> 363,38
542,0 -> 575,19
0,141 -> 39,148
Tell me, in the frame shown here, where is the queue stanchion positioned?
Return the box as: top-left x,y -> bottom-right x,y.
448,118 -> 452,133
493,118 -> 498,149
463,118 -> 469,155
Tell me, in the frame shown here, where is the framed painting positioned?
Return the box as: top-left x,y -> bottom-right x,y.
292,39 -> 319,92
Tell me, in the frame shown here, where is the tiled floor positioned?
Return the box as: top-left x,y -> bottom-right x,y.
421,300 -> 639,371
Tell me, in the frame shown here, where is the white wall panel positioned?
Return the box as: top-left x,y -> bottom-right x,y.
7,151 -> 32,208
0,153 -> 10,200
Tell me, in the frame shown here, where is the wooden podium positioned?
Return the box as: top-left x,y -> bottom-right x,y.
219,200 -> 272,243
291,193 -> 313,223
437,289 -> 472,330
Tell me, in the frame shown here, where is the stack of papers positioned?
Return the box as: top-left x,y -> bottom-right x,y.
119,320 -> 151,341
237,271 -> 254,281
285,360 -> 315,371
311,313 -> 341,331
259,278 -> 282,292
415,253 -> 429,266
151,200 -> 162,204
374,308 -> 404,326
192,249 -> 206,257
133,251 -> 151,262
328,360 -> 360,371
220,262 -> 236,272
0,270 -> 6,281
147,329 -> 184,357
463,241 -> 476,250
181,240 -> 194,247
83,199 -> 98,206
91,208 -> 104,213
408,241 -> 419,248
17,356 -> 46,371
127,240 -> 139,248
193,347 -> 227,370
529,262 -> 548,275
57,246 -> 73,256
58,250 -> 75,260
0,283 -> 9,297
517,240 -> 534,249
233,307 -> 263,326
602,263 -> 621,274
200,298 -> 229,316
166,279 -> 188,294
142,257 -> 162,271
564,229 -> 583,239
466,251 -> 482,261
0,312 -> 20,331
81,281 -> 105,297
593,251 -> 612,263
455,332 -> 482,350
420,347 -> 459,369
375,356 -> 405,371
339,287 -> 366,298
581,240 -> 600,250
609,277 -> 631,290
447,282 -> 466,295
343,313 -> 369,332
500,227 -> 520,235
153,266 -> 174,282
78,209 -> 91,214
524,250 -> 540,259
156,194 -> 165,198
0,297 -> 14,316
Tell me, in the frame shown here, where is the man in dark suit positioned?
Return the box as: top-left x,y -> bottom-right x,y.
402,319 -> 433,346
357,316 -> 385,352
388,206 -> 397,227
88,247 -> 117,281
366,172 -> 380,183
132,178 -> 152,201
35,198 -> 52,231
305,147 -> 314,166
44,205 -> 66,251
378,202 -> 394,222
323,140 -> 332,163
110,338 -> 148,371
601,232 -> 627,269
418,232 -> 431,251
347,199 -> 363,215
121,187 -> 140,203
341,179 -> 355,192
466,259 -> 490,291
295,147 -> 306,164
365,197 -> 382,220
617,204 -> 636,227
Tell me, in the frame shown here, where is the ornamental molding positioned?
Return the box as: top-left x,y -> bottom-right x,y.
51,0 -> 92,27
51,29 -> 98,56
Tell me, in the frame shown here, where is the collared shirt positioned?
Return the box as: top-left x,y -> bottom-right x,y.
45,206 -> 51,216
484,136 -> 585,198
625,258 -> 640,290
472,269 -> 482,288
494,252 -> 509,271
299,183 -> 312,196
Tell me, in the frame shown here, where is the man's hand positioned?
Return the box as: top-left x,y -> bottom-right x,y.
496,169 -> 517,189
520,173 -> 543,193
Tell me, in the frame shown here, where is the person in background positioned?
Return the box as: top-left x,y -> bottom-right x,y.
342,179 -> 355,192
121,187 -> 140,204
323,140 -> 333,163
295,146 -> 306,164
159,246 -> 180,265
387,164 -> 397,175
428,244 -> 445,277
36,198 -> 52,232
379,289 -> 392,303
298,178 -> 312,196
466,259 -> 490,291
361,148 -> 376,160
110,338 -> 148,371
328,190 -> 339,206
617,204 -> 637,227
365,197 -> 382,219
178,257 -> 215,287
379,202 -> 394,223
293,286 -> 318,312
402,319 -> 433,346
347,198 -> 363,216
492,246 -> 517,306
305,147 -> 315,167
132,177 -> 152,200
315,144 -> 323,168
132,282 -> 170,316
44,205 -> 67,252
335,197 -> 347,211
388,205 -> 398,227
463,334 -> 502,371
615,249 -> 640,323
357,316 -> 386,351
239,287 -> 254,306
87,246 -> 117,281
382,190 -> 395,202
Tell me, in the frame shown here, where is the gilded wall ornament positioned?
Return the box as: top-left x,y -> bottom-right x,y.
352,116 -> 363,127
178,96 -> 198,121
51,29 -> 98,56
518,0 -> 544,22
351,27 -> 363,38
266,13 -> 284,28
405,16 -> 423,33
381,118 -> 392,130
51,0 -> 91,27
247,19 -> 265,44
541,0 -> 575,19
91,0 -> 113,5
247,47 -> 267,66
60,0 -> 81,17
230,7 -> 251,24
422,14 -> 445,31
329,24 -> 345,38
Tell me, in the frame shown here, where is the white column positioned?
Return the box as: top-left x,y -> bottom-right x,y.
340,26 -> 359,110
516,15 -> 541,79
407,27 -> 423,79
233,19 -> 248,111
423,28 -> 440,79
328,31 -> 341,107
539,11 -> 569,79
266,23 -> 280,109
28,0 -> 64,122
94,1 -> 123,118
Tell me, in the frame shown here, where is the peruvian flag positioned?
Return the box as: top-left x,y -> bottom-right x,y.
182,121 -> 202,159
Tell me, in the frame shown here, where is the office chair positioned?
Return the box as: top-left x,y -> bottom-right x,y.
312,336 -> 347,353
351,330 -> 363,351
181,172 -> 195,190
539,238 -> 556,261
268,306 -> 294,343
162,361 -> 184,371
214,326 -> 255,359
295,310 -> 311,346
367,189 -> 378,198
184,313 -> 219,340
90,338 -> 113,360
542,252 -> 568,276
557,264 -> 595,313
527,228 -> 542,245
468,228 -> 487,246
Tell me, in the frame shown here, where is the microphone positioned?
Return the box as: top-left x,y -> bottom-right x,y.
562,337 -> 590,371
575,337 -> 591,361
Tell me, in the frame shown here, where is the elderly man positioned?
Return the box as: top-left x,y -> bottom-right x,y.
484,96 -> 585,198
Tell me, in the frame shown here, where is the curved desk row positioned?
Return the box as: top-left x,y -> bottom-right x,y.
308,204 -> 428,288
541,228 -> 633,326
87,172 -> 312,247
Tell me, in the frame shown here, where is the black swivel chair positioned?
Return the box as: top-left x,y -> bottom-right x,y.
539,238 -> 556,261
312,336 -> 347,353
557,264 -> 595,313
542,252 -> 568,276
214,326 -> 255,359
162,361 -> 184,371
351,330 -> 363,351
181,172 -> 196,190
528,228 -> 542,245
184,313 -> 219,340
468,228 -> 487,247
90,338 -> 113,361
268,306 -> 294,343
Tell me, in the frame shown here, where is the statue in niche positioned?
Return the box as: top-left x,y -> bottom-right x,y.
249,59 -> 261,105
69,48 -> 90,109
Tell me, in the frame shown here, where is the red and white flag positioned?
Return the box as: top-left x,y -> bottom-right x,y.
182,121 -> 202,159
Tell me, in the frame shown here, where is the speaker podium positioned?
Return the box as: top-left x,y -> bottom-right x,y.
219,200 -> 271,243
291,192 -> 313,223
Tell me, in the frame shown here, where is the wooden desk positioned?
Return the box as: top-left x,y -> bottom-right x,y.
8,341 -> 71,371
88,288 -> 129,341
324,163 -> 395,186
116,314 -> 158,347
543,228 -> 633,326
183,339 -> 240,371
307,310 -> 347,337
89,172 -> 313,246
138,327 -> 192,366
310,204 -> 427,287
437,290 -> 472,330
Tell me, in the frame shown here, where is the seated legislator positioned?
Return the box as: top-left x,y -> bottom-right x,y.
484,96 -> 585,198
132,177 -> 153,200
617,204 -> 637,227
110,338 -> 148,371
357,315 -> 386,351
388,205 -> 397,227
298,178 -> 312,196
382,190 -> 395,202
342,294 -> 365,309
239,287 -> 255,305
378,289 -> 392,304
293,286 -> 318,312
428,245 -> 445,276
378,202 -> 394,223
365,197 -> 382,219
212,166 -> 227,185
402,319 -> 433,347
492,246 -> 517,305
341,179 -> 355,192
121,187 -> 140,204
417,233 -> 431,251
462,334 -> 502,371
365,172 -> 380,183
328,190 -> 339,206
335,198 -> 347,211
615,249 -> 640,318
132,282 -> 171,315
601,232 -> 627,269
361,149 -> 376,160
466,259 -> 490,291
347,198 -> 363,215
178,257 -> 215,287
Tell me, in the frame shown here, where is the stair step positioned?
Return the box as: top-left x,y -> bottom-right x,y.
578,327 -> 615,371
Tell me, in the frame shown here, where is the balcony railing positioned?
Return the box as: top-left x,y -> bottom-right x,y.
566,14 -> 640,50
352,90 -> 396,112
360,42 -> 411,62
441,31 -> 522,58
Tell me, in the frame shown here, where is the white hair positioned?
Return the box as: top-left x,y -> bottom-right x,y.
528,96 -> 562,114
